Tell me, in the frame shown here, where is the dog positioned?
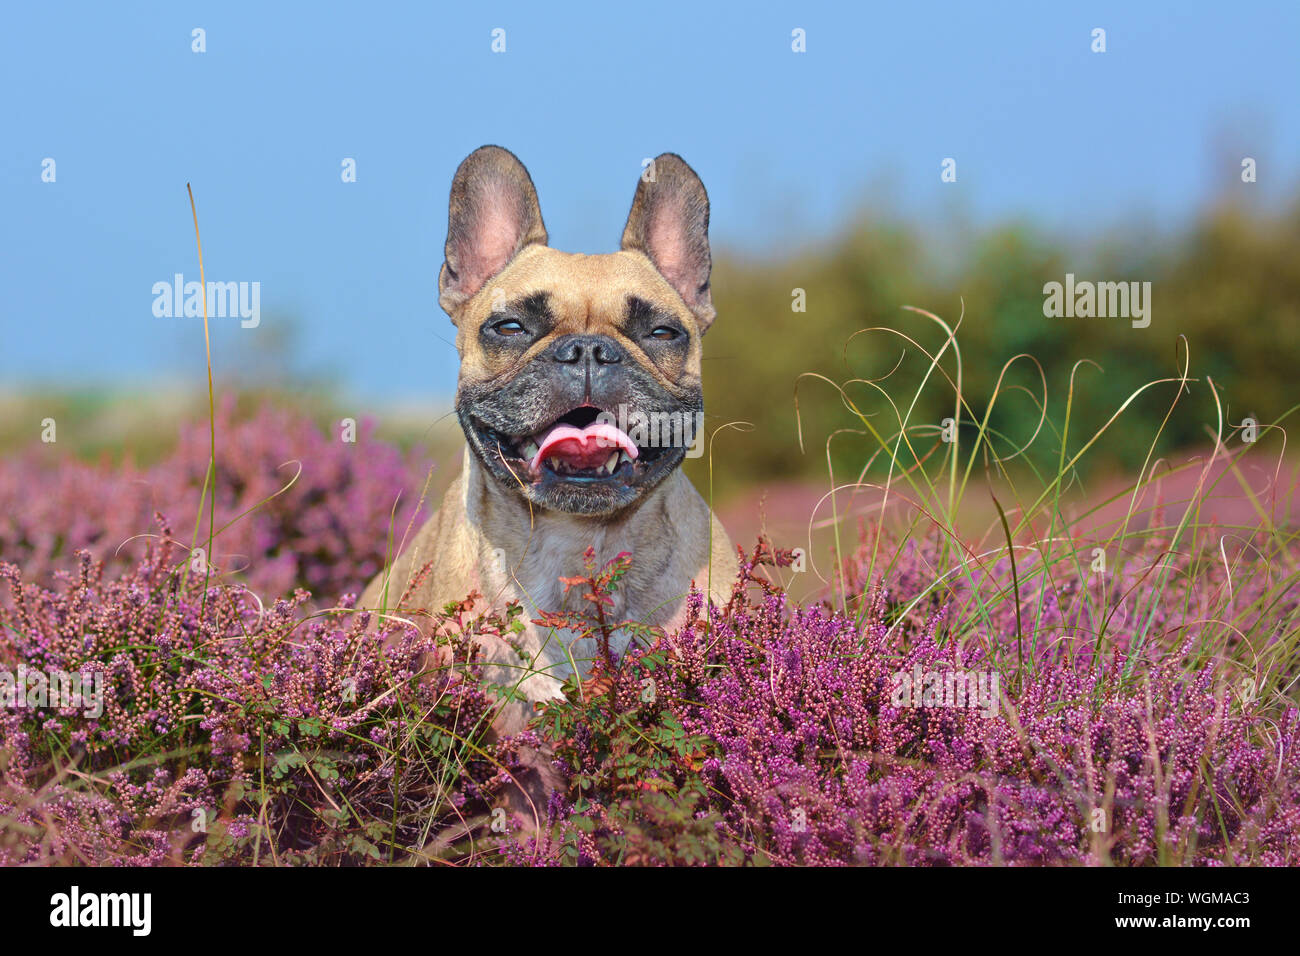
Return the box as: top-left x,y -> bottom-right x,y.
358,146 -> 738,739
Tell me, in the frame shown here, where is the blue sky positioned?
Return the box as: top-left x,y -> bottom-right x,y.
2,1 -> 1297,402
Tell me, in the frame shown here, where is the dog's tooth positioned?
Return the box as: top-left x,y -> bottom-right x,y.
605,452 -> 620,474
618,451 -> 632,465
520,440 -> 539,459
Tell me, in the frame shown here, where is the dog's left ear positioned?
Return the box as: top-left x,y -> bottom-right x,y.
620,153 -> 716,333
439,145 -> 549,319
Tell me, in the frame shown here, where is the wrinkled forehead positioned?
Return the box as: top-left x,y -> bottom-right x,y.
464,246 -> 694,331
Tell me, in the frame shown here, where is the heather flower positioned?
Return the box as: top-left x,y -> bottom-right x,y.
0,397 -> 430,603
521,536 -> 1300,866
1,404 -> 1296,867
0,523 -> 517,865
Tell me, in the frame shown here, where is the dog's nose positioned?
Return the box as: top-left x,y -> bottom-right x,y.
549,335 -> 625,366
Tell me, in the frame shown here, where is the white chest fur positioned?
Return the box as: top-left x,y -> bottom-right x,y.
479,515 -> 638,701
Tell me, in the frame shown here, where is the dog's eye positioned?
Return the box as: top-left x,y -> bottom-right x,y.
649,326 -> 680,341
492,319 -> 527,336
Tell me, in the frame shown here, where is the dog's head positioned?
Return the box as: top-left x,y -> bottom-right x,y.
440,146 -> 716,517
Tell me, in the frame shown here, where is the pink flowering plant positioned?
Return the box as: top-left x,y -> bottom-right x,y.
1,319 -> 1297,865
0,515 -> 542,865
505,532 -> 1299,866
0,397 -> 429,601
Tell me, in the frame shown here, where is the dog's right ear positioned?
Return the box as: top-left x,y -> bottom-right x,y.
439,146 -> 548,320
620,153 -> 716,333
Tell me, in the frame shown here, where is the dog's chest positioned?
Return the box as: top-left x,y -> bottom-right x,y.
485,521 -> 644,688
453,462 -> 699,702
511,522 -> 630,621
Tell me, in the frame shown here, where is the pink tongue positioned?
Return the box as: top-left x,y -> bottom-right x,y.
530,422 -> 639,473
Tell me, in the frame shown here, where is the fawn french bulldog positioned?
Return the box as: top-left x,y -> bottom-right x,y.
359,146 -> 737,737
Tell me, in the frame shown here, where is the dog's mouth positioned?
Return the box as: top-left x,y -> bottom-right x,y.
474,405 -> 676,484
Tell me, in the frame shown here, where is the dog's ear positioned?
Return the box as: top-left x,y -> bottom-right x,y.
439,146 -> 548,319
620,153 -> 716,333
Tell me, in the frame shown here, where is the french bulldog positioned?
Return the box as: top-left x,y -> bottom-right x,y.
359,145 -> 737,738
